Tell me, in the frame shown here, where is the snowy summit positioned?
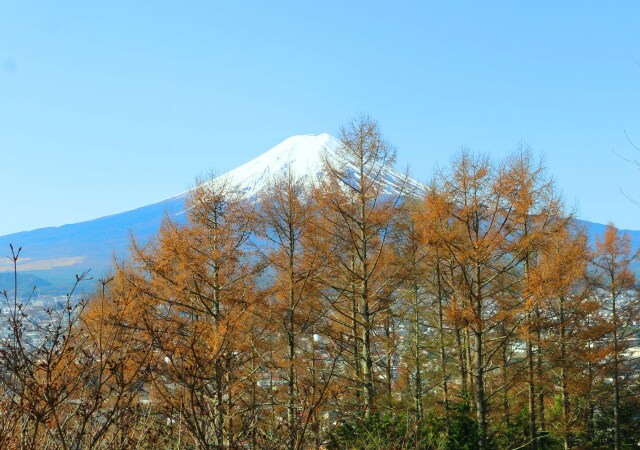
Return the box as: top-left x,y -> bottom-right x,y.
199,133 -> 421,199
0,133 -> 419,282
220,133 -> 338,198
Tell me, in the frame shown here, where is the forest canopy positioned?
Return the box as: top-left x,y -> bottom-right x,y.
0,117 -> 638,450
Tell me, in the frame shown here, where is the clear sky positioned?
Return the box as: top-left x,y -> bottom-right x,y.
1,1 -> 639,236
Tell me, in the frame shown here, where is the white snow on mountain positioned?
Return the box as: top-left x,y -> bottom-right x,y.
220,133 -> 338,198
190,133 -> 423,201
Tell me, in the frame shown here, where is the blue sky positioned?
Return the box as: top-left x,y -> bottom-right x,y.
1,1 -> 639,235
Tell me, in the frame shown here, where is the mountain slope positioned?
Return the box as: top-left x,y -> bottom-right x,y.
0,134 -> 638,293
0,133 -> 408,290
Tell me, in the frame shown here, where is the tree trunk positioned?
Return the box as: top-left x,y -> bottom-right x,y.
501,327 -> 511,426
474,261 -> 487,450
527,334 -> 538,450
536,308 -> 545,434
287,230 -> 297,450
413,300 -> 423,422
611,287 -> 621,450
559,297 -> 570,450
436,260 -> 450,422
474,329 -> 487,450
361,296 -> 374,418
384,314 -> 393,406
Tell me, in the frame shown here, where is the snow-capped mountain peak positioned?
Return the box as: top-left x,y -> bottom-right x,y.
0,133 -> 637,294
220,133 -> 339,197
200,133 -> 423,199
0,133 -> 419,286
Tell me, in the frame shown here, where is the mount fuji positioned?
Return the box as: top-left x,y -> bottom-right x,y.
0,133 -> 638,293
0,134 -> 413,292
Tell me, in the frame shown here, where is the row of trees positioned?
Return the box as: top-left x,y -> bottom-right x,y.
1,117 -> 638,449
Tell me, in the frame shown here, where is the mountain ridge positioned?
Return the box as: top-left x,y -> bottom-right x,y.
1,134 -> 638,293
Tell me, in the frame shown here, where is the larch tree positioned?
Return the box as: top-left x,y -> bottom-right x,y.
76,272 -> 156,449
122,176 -> 263,449
528,224 -> 591,450
395,199 -> 431,424
315,116 -> 406,420
592,223 -> 639,450
257,170 -> 330,450
430,149 -> 529,449
498,148 -> 568,449
413,187 -> 461,424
